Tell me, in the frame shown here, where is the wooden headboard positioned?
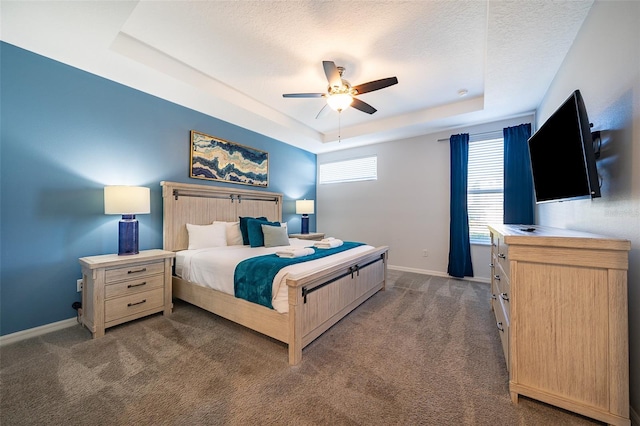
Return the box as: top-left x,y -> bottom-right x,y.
161,181 -> 283,251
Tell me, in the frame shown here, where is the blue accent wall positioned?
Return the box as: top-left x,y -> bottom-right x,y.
0,42 -> 316,336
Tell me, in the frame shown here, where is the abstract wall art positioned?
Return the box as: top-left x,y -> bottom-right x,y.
190,130 -> 268,187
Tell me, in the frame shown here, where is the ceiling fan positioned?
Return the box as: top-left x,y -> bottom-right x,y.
282,61 -> 398,118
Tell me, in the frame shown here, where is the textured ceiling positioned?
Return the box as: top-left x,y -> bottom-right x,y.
1,1 -> 594,153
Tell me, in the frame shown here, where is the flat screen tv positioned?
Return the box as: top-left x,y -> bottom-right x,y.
527,89 -> 601,203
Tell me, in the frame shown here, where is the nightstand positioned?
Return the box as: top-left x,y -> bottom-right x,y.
289,232 -> 325,241
78,249 -> 175,338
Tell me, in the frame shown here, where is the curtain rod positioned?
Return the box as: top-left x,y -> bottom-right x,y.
437,129 -> 503,143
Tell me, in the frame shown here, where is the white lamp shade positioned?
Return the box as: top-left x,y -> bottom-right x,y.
327,93 -> 353,112
295,199 -> 315,215
104,186 -> 150,215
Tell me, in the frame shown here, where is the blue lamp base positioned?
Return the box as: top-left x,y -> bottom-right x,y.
300,214 -> 309,234
118,214 -> 139,256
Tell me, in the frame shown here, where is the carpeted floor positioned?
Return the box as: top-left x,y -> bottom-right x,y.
0,271 -> 601,425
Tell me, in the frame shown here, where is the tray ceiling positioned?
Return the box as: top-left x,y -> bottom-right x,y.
1,1 -> 594,153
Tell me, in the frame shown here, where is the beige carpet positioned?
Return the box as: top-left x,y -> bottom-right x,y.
1,271 -> 601,425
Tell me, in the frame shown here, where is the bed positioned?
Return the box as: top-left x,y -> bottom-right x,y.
161,181 -> 388,365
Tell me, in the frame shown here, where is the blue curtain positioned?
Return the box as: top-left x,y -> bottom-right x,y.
503,123 -> 535,224
447,133 -> 474,278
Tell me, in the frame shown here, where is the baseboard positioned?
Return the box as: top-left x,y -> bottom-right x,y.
388,264 -> 490,284
0,317 -> 78,347
631,405 -> 639,426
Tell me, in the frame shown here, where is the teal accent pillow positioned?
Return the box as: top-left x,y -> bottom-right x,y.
247,218 -> 280,247
262,224 -> 290,248
239,216 -> 267,245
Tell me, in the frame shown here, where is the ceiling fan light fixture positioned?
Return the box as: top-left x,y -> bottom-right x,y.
282,61 -> 397,117
327,93 -> 353,112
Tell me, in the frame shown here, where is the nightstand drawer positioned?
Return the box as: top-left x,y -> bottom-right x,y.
104,288 -> 164,323
105,261 -> 164,283
105,275 -> 164,299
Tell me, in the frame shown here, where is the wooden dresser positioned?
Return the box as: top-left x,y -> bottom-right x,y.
79,249 -> 175,338
488,224 -> 630,426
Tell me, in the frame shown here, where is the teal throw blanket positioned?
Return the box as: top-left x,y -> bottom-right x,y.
234,242 -> 365,309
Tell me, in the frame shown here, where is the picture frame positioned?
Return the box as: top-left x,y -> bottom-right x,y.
190,130 -> 269,187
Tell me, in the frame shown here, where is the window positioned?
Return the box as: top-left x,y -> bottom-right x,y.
319,156 -> 377,184
467,137 -> 503,244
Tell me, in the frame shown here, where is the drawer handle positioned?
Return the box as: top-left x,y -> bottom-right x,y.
500,292 -> 509,302
498,253 -> 506,259
489,263 -> 494,268
497,321 -> 504,332
128,267 -> 147,274
494,275 -> 501,281
491,294 -> 497,300
127,299 -> 146,307
127,282 -> 147,289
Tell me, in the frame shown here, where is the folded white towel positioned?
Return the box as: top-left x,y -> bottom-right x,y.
314,239 -> 343,249
321,237 -> 336,242
276,247 -> 315,258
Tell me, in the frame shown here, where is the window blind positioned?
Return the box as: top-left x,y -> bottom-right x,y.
468,138 -> 504,244
319,156 -> 377,184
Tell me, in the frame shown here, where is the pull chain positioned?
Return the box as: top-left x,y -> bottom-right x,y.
338,111 -> 342,143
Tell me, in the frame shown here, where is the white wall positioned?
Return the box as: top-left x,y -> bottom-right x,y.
317,114 -> 534,282
535,1 -> 640,420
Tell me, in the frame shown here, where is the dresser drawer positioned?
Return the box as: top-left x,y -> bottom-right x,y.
494,295 -> 510,369
497,283 -> 510,323
104,288 -> 164,324
105,261 -> 164,283
495,261 -> 510,303
491,233 -> 499,260
105,274 -> 164,299
495,235 -> 510,277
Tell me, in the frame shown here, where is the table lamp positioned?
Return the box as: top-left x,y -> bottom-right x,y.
104,186 -> 150,255
295,199 -> 314,234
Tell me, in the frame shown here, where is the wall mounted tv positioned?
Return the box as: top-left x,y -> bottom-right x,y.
527,89 -> 601,203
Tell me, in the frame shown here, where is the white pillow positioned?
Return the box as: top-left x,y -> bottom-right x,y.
213,221 -> 243,246
186,222 -> 227,250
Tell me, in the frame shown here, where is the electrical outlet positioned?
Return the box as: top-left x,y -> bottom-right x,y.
77,278 -> 83,292
422,249 -> 429,257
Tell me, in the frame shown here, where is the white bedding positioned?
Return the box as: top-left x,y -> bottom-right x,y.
175,238 -> 374,313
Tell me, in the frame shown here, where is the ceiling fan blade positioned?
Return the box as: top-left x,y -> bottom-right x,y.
322,61 -> 342,88
352,77 -> 398,95
283,93 -> 325,98
315,104 -> 330,119
351,98 -> 377,114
